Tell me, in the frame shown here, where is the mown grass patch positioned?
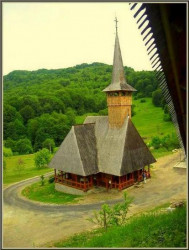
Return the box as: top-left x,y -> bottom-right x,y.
21,180 -> 80,204
3,154 -> 53,185
54,205 -> 186,248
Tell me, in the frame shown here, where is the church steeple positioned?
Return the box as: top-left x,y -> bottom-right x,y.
103,18 -> 136,92
103,18 -> 136,128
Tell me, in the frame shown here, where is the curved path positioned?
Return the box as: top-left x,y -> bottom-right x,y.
4,173 -> 124,213
3,151 -> 186,248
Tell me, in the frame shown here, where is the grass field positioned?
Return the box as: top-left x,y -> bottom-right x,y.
132,98 -> 176,143
54,205 -> 186,248
3,154 -> 53,185
22,180 -> 80,204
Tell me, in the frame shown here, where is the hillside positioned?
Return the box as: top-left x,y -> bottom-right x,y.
3,62 -> 177,154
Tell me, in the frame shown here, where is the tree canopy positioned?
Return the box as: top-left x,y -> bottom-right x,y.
3,62 -> 164,154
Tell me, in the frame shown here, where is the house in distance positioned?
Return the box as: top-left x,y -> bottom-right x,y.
49,18 -> 156,195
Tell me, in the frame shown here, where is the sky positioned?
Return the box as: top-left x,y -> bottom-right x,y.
3,2 -> 153,75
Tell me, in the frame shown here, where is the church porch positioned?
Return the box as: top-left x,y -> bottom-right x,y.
54,170 -> 93,192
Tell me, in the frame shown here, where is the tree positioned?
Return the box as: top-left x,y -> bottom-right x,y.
42,138 -> 55,153
16,138 -> 33,154
34,148 -> 51,169
20,105 -> 35,123
4,138 -> 17,152
15,158 -> 25,175
4,119 -> 26,140
3,104 -> 21,124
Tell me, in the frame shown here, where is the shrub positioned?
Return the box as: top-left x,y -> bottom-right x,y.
3,146 -> 13,157
152,89 -> 163,107
163,113 -> 172,122
162,133 -> 180,150
99,108 -> 108,116
88,192 -> 133,231
40,175 -> 45,186
150,136 -> 161,149
48,176 -> 55,183
34,148 -> 51,169
54,147 -> 59,153
140,99 -> 146,103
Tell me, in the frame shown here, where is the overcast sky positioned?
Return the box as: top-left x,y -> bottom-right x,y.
3,2 -> 153,75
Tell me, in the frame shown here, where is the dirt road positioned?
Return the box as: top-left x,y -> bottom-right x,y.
3,151 -> 186,248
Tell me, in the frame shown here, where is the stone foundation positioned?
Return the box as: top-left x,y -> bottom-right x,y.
55,183 -> 87,195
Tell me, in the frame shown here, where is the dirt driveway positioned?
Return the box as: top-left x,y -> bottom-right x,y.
3,151 -> 186,248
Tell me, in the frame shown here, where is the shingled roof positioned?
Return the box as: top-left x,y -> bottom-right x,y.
49,123 -> 98,176
49,116 -> 156,176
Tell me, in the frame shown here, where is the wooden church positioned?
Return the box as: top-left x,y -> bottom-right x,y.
49,19 -> 156,195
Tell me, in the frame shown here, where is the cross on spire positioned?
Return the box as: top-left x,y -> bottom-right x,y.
114,16 -> 118,33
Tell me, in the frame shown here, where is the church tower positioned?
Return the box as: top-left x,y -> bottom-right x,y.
103,18 -> 136,128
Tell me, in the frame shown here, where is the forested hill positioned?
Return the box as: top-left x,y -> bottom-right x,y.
4,62 -> 163,154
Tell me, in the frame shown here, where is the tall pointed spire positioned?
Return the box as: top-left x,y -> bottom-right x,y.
103,18 -> 136,92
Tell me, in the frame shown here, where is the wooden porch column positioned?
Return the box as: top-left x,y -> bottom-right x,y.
148,165 -> 150,178
90,176 -> 93,186
84,176 -> 86,191
118,176 -> 121,190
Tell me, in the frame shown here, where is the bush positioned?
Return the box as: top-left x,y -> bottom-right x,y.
161,133 -> 180,150
99,108 -> 108,116
140,99 -> 146,103
54,147 -> 59,153
40,175 -> 45,186
152,89 -> 163,107
48,176 -> 55,184
3,146 -> 13,157
163,113 -> 172,122
150,133 -> 180,151
88,192 -> 133,231
150,136 -> 161,149
34,148 -> 51,169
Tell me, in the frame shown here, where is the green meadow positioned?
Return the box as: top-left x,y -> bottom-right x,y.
132,98 -> 176,143
3,154 -> 53,185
